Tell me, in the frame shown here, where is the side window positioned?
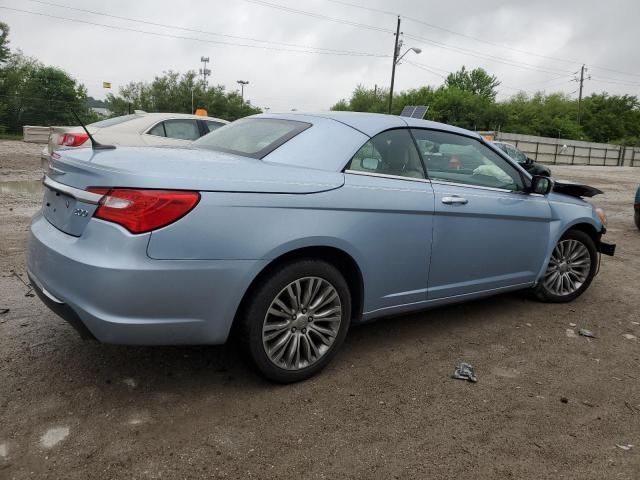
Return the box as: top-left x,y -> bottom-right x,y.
347,129 -> 425,180
509,145 -> 528,163
147,122 -> 166,137
411,129 -> 524,191
163,119 -> 201,141
206,121 -> 225,132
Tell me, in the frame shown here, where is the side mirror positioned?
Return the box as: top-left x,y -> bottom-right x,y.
531,175 -> 553,195
361,157 -> 380,171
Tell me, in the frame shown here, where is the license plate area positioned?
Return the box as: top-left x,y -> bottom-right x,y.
42,186 -> 95,236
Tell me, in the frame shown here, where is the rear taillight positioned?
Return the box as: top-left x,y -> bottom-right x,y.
86,188 -> 200,234
58,133 -> 89,147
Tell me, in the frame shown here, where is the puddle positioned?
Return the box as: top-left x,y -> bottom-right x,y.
0,179 -> 42,196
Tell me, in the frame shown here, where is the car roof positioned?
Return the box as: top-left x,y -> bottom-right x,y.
252,111 -> 481,139
139,112 -> 228,123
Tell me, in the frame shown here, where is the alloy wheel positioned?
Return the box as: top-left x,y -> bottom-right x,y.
542,239 -> 591,296
262,276 -> 342,371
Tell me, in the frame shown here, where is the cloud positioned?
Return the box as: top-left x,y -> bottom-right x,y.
3,0 -> 639,112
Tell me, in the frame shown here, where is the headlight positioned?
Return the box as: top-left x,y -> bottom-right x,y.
595,207 -> 607,226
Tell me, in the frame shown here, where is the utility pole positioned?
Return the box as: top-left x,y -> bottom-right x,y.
576,64 -> 590,125
237,80 -> 249,101
388,16 -> 401,114
199,56 -> 211,87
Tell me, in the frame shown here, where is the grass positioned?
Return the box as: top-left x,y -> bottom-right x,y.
0,132 -> 23,141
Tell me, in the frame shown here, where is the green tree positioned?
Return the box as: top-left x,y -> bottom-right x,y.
580,93 -> 640,143
0,22 -> 9,64
0,53 -> 95,133
105,70 -> 261,120
445,66 -> 501,99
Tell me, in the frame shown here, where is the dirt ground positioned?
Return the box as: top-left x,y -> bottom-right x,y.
1,140 -> 639,479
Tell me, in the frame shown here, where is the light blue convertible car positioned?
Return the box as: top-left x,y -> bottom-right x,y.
28,112 -> 615,382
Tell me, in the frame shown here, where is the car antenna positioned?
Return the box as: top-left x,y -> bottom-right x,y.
71,110 -> 116,150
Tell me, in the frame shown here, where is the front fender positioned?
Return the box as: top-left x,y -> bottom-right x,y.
534,195 -> 603,282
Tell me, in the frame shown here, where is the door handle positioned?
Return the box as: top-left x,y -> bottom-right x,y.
441,196 -> 468,205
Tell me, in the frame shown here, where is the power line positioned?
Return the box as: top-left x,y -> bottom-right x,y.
403,32 -> 575,76
323,0 -> 640,78
238,0 -> 583,77
0,5 -> 390,58
240,0 -> 393,34
403,60 -> 448,79
24,0 -> 385,57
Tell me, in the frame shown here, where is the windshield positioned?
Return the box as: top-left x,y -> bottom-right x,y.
194,118 -> 311,159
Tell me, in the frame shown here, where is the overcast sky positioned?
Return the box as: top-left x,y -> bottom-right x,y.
3,0 -> 640,112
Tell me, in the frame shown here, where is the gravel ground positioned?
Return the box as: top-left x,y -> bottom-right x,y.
1,140 -> 639,479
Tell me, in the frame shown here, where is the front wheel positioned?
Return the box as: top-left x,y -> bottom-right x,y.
241,259 -> 351,383
533,230 -> 598,303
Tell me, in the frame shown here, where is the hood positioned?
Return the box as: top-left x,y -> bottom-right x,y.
552,179 -> 603,198
47,146 -> 344,194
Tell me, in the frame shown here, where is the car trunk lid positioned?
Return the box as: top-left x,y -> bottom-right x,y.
42,146 -> 344,236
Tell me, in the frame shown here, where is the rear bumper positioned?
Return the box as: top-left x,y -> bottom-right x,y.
27,212 -> 266,345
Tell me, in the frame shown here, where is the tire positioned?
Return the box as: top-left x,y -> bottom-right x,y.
635,209 -> 640,230
241,259 -> 351,383
533,229 -> 598,303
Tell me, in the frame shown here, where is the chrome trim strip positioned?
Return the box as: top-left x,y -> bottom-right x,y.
43,176 -> 104,205
344,169 -> 430,184
429,179 -> 516,194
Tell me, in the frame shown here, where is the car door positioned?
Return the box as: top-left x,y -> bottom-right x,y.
343,129 -> 435,315
411,129 -> 551,300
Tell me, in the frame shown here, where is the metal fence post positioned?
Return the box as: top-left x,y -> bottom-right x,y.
604,147 -> 608,166
618,145 -> 625,167
571,145 -> 576,165
535,142 -> 540,162
587,146 -> 592,166
554,143 -> 558,164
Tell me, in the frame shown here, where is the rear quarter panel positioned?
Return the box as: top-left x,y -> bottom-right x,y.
147,175 -> 435,313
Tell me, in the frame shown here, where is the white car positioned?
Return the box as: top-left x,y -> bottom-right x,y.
41,112 -> 228,166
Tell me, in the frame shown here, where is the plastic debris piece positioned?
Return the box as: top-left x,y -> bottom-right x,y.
569,323 -> 577,327
616,444 -> 633,451
452,362 -> 477,383
623,334 -> 637,341
566,329 -> 577,338
579,329 -> 596,338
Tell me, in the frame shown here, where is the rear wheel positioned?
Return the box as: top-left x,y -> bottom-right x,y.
635,209 -> 640,230
241,259 -> 351,383
533,230 -> 597,303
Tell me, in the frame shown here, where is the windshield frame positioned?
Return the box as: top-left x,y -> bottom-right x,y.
193,118 -> 312,159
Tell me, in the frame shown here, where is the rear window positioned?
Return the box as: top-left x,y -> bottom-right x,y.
89,114 -> 142,128
193,118 -> 311,159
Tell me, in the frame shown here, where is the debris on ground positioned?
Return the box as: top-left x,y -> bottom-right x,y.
452,362 -> 477,383
566,329 -> 577,338
578,328 -> 596,338
615,444 -> 633,451
0,308 -> 9,315
569,322 -> 577,327
623,333 -> 637,341
561,397 -> 569,404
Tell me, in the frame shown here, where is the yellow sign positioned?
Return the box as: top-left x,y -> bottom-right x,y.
102,81 -> 111,89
